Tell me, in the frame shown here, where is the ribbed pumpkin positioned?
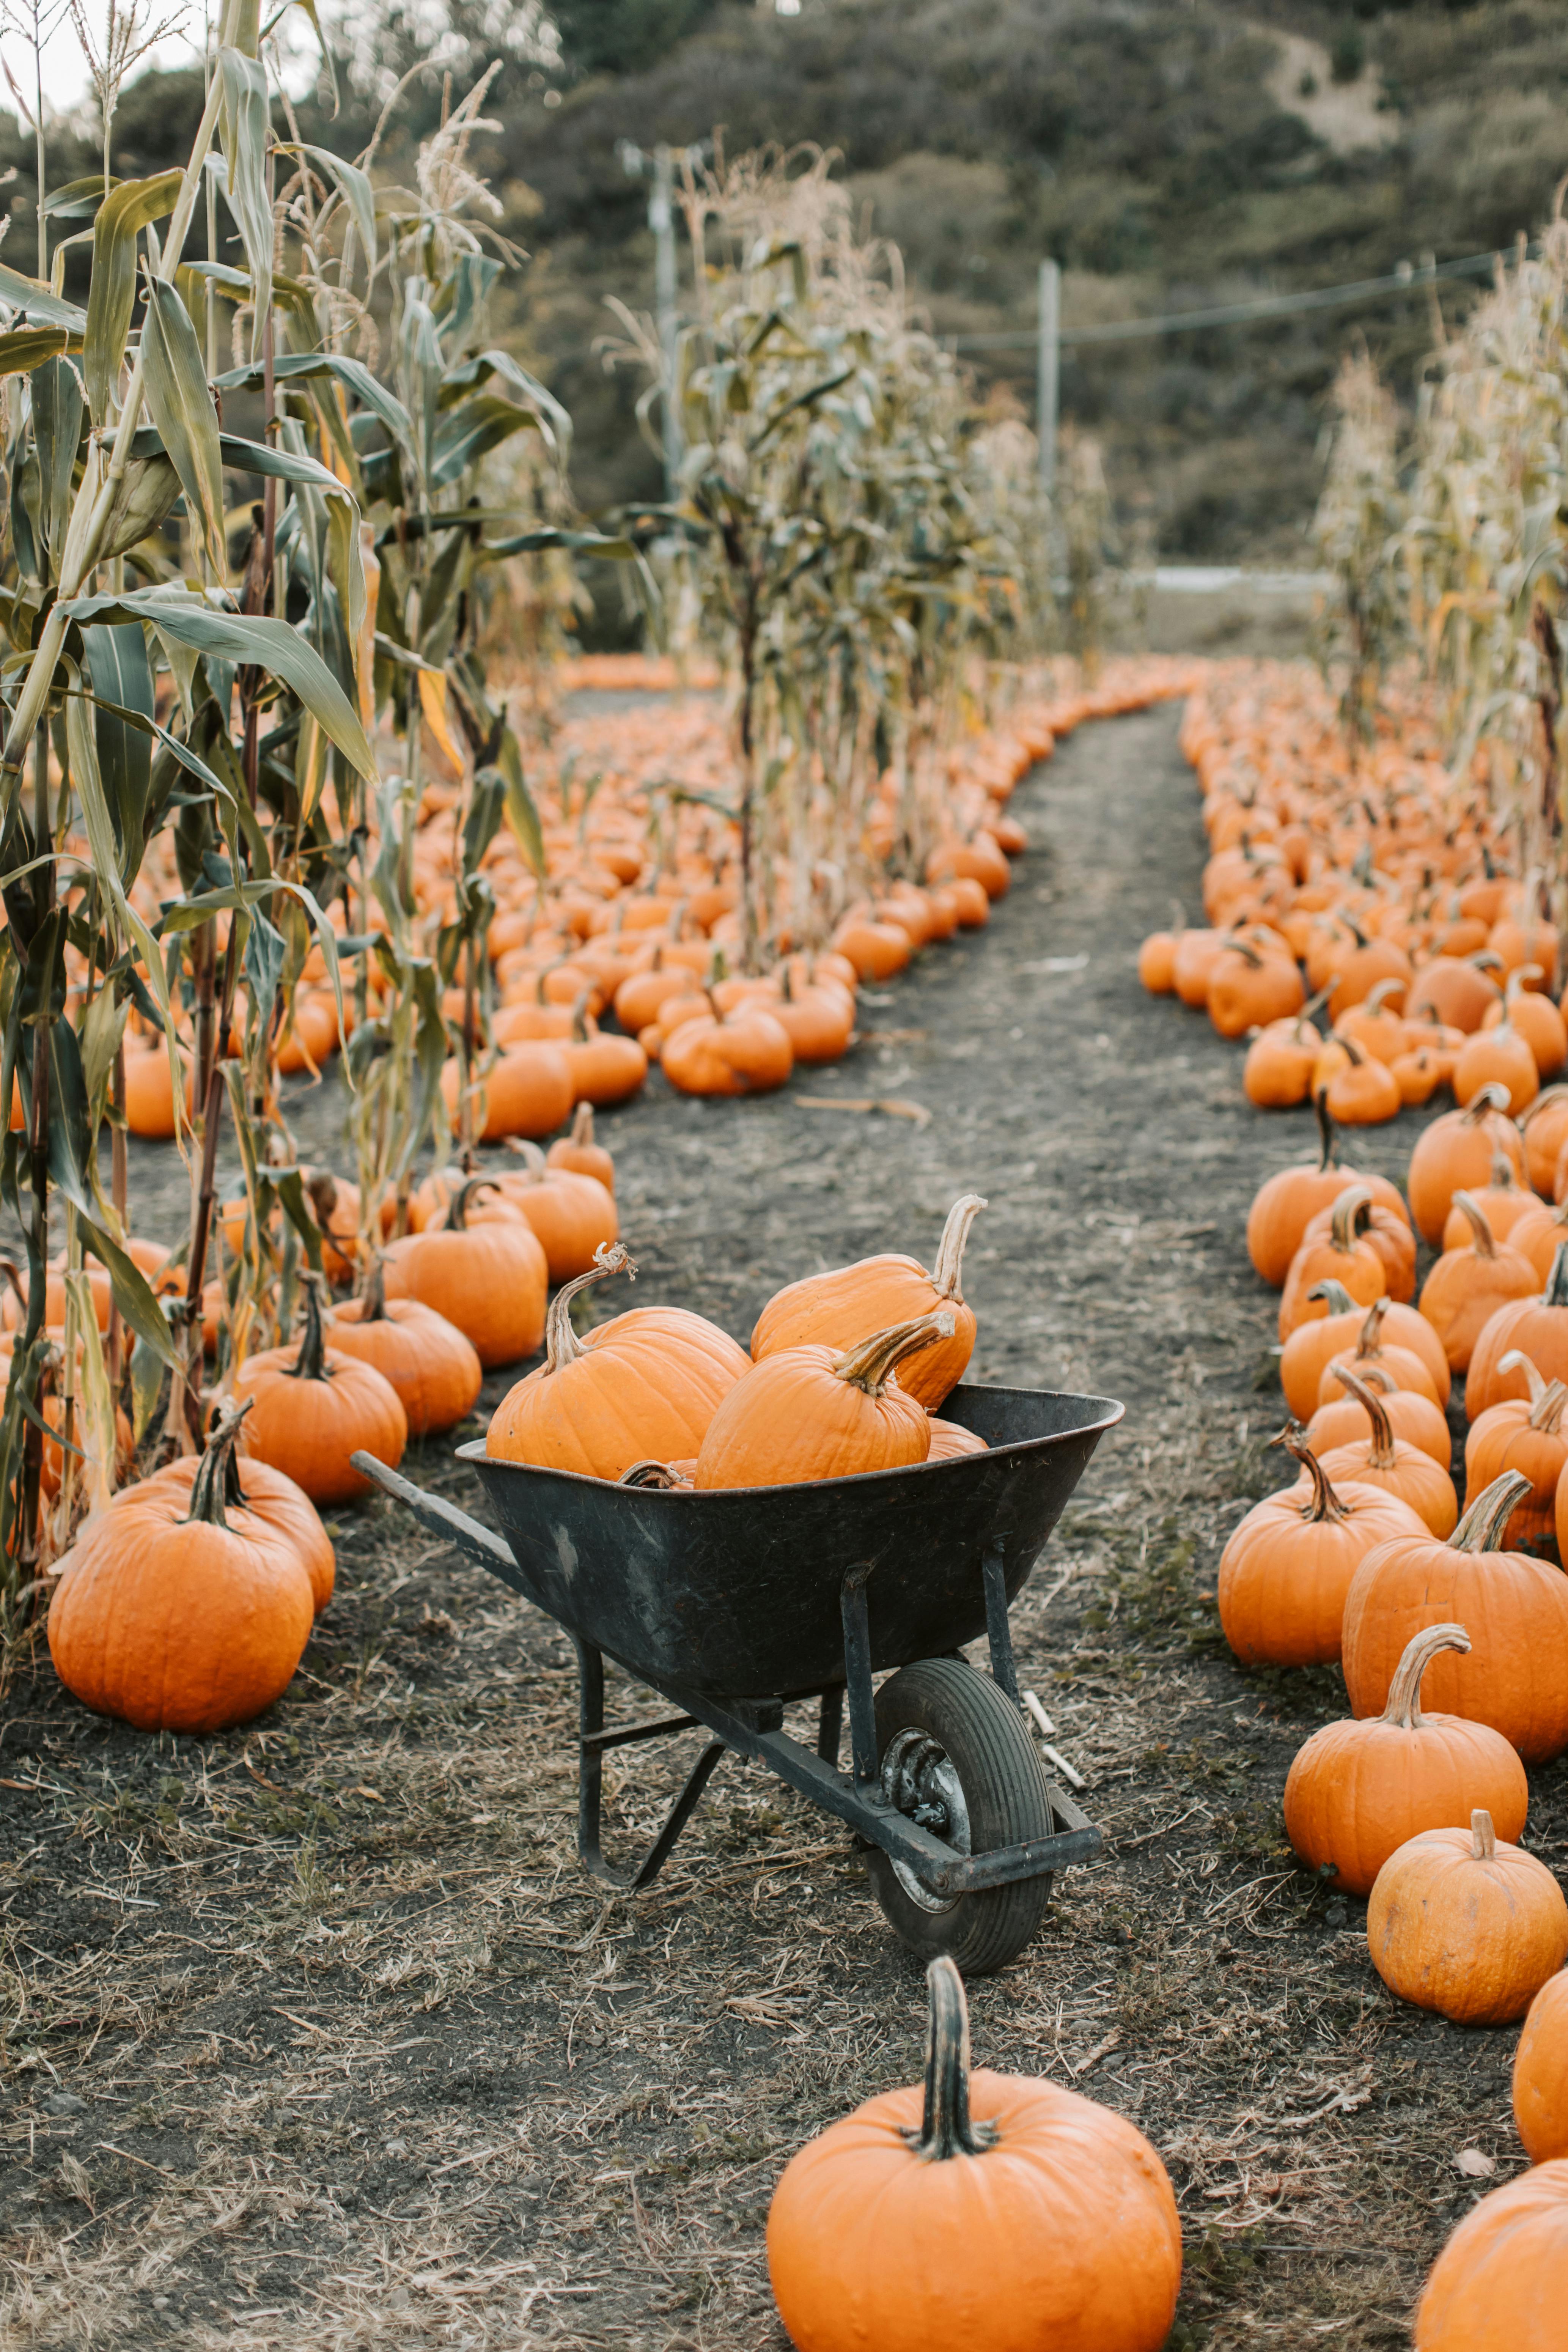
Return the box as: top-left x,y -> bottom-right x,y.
1465,1351 -> 1568,1550
927,1416 -> 989,1462
766,1958 -> 1183,2352
751,1194 -> 986,1412
695,1311 -> 947,1488
233,1276 -> 408,1505
546,1101 -> 615,1194
1306,1360 -> 1452,1469
1283,1623 -> 1527,1897
1415,2161 -> 1568,2348
1299,1185 -> 1415,1303
1245,1096 -> 1367,1286
1417,1192 -> 1538,1372
1503,1193 -> 1568,1287
1277,1186 -> 1389,1343
496,1141 -> 620,1281
329,1261 -> 483,1439
1217,1432 -> 1426,1668
487,1244 -> 750,1479
1368,1808 -> 1568,2026
1466,1240 -> 1568,1420
1513,1974 -> 1568,2164
440,1040 -> 576,1142
1314,1295 -> 1446,1409
1282,1282 -> 1451,1422
141,1432 -> 337,1615
1440,1153 -> 1537,1251
47,1405 -> 315,1734
1342,1470 -> 1568,1762
1522,1082 -> 1568,1194
1316,1365 -> 1458,1536
1407,1083 -> 1526,1246
384,1175 -> 548,1369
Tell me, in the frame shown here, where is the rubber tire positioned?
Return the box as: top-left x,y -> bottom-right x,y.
864,1656 -> 1054,1976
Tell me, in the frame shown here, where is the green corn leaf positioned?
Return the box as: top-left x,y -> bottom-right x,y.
0,327 -> 69,377
84,169 -> 184,424
492,730 -> 544,881
0,263 -> 85,331
61,586 -> 378,782
213,350 -> 414,466
141,278 -> 226,571
431,395 -> 547,489
83,624 -> 155,865
284,143 -> 376,277
216,50 -> 272,356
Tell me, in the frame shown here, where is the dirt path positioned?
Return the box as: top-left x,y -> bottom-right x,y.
0,704 -> 1537,2351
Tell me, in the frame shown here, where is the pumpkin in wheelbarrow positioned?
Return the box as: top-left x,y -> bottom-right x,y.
750,1194 -> 985,1410
767,1957 -> 1181,2352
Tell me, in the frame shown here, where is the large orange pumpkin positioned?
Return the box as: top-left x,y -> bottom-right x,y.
1368,1807 -> 1568,2026
750,1194 -> 985,1411
1466,1239 -> 1568,1419
1217,1432 -> 1426,1667
138,1433 -> 337,1615
1464,1350 -> 1568,1550
384,1175 -> 548,1368
1406,1083 -> 1526,1246
1282,1622 -> 1527,1897
695,1311 -> 947,1488
232,1276 -> 408,1505
487,1243 -> 749,1480
1417,1192 -> 1537,1372
766,1957 -> 1182,2352
1415,2160 -> 1568,2347
47,1404 -> 315,1733
329,1261 -> 483,1439
1245,1096 -> 1364,1287
1342,1469 -> 1568,1761
1514,1974 -> 1568,2164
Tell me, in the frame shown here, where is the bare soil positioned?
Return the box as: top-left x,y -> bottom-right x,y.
2,699 -> 1551,2351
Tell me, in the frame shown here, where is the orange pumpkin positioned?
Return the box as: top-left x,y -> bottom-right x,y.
546,1101 -> 616,1194
1242,1011 -> 1322,1109
1217,1432 -> 1426,1668
766,1957 -> 1182,2352
695,1311 -> 947,1488
1342,1469 -> 1568,1761
1368,1807 -> 1568,2026
329,1262 -> 483,1439
750,1194 -> 985,1412
1521,1082 -> 1568,1194
1406,1084 -> 1525,1247
1316,1365 -> 1458,1536
496,1141 -> 620,1282
487,1243 -> 749,1479
1417,1192 -> 1538,1373
1277,1186 -> 1389,1344
1245,1097 -> 1371,1286
142,1432 -> 338,1615
1283,1622 -> 1528,1897
1283,1282 -> 1452,1421
1299,1187 -> 1415,1303
1466,1240 -> 1568,1419
384,1175 -> 548,1369
661,1001 -> 794,1095
1414,2159 -> 1568,2347
1513,1974 -> 1568,2164
47,1404 -> 315,1733
1482,968 -> 1568,1078
233,1276 -> 408,1505
441,1040 -> 576,1142
1465,1351 -> 1568,1550
926,1415 -> 989,1462
1439,1153 -> 1537,1251
1305,1361 -> 1452,1468
1453,1016 -> 1540,1116
1314,1296 -> 1447,1409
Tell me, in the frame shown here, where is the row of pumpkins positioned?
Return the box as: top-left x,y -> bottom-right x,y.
1140,667 -> 1563,1128
1138,675 -> 1568,2342
108,660 -> 1197,1137
45,1173 -> 997,1738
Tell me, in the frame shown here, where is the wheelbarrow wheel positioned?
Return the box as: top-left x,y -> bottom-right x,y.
864,1656 -> 1053,1976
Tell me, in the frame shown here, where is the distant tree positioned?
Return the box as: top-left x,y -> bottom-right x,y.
552,0 -> 722,79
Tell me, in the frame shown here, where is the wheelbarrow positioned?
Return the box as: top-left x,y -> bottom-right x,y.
351,1377 -> 1123,1974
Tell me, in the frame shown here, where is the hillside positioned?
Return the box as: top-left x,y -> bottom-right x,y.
9,0 -> 1568,571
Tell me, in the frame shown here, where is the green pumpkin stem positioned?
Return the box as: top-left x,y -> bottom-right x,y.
285,1272 -> 331,1383
1380,1622 -> 1470,1730
903,1957 -> 999,2162
185,1400 -> 253,1528
1450,1468 -> 1534,1553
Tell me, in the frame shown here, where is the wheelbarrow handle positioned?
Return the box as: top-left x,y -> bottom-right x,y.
350,1451 -> 517,1573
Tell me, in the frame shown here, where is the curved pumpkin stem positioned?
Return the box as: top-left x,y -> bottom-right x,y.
1500,1350 -> 1568,1432
447,1175 -> 501,1232
1450,1468 -> 1534,1553
931,1195 -> 988,1304
1355,1295 -> 1390,1355
901,1957 -> 999,2162
1329,1185 -> 1373,1251
571,990 -> 594,1044
1452,1191 -> 1497,1259
834,1310 -> 956,1397
1275,1424 -> 1348,1523
1507,964 -> 1545,1007
618,1459 -> 687,1489
1472,1808 -> 1497,1863
1461,1082 -> 1512,1126
1309,1279 -> 1356,1316
570,1102 -> 596,1148
1488,1152 -> 1521,1192
185,1400 -> 253,1527
541,1242 -> 637,1374
1364,977 -> 1404,1015
1326,1360 -> 1398,1468
285,1274 -> 332,1383
1380,1622 -> 1470,1729
505,1139 -> 549,1187
1313,1088 -> 1339,1174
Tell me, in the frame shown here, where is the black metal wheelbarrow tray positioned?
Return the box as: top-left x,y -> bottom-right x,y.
351,1378 -> 1123,1974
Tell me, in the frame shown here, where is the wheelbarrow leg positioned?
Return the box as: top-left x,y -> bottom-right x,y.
981,1538 -> 1020,1704
816,1687 -> 843,1768
574,1638 -> 726,1893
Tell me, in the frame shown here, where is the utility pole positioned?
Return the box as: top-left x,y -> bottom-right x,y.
1037,258 -> 1060,493
618,139 -> 690,501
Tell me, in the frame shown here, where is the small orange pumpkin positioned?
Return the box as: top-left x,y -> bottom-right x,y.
695,1311 -> 947,1488
384,1175 -> 548,1369
751,1194 -> 985,1412
1368,1807 -> 1568,2025
232,1276 -> 408,1505
1406,1083 -> 1526,1247
1465,1350 -> 1568,1550
329,1260 -> 483,1440
1417,1191 -> 1537,1373
1305,1361 -> 1452,1468
1217,1430 -> 1426,1668
1277,1186 -> 1389,1344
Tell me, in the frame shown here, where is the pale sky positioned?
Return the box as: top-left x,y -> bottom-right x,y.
0,0 -> 203,126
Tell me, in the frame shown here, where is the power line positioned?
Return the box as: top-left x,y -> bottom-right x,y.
953,247 -> 1510,355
